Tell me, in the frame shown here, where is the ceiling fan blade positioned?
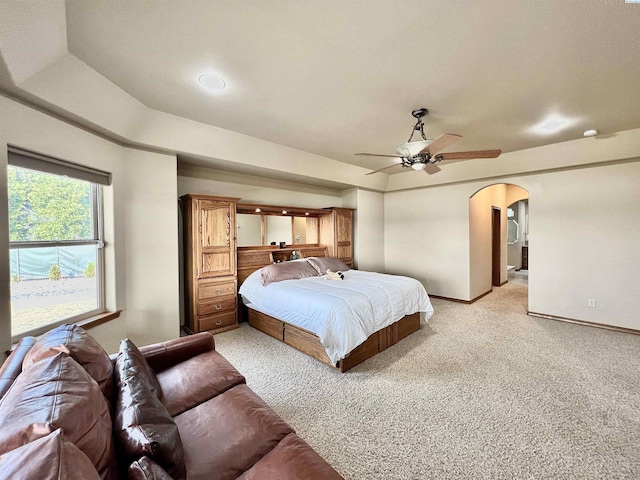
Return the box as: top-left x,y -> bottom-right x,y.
423,163 -> 441,175
419,133 -> 462,155
436,149 -> 502,160
366,163 -> 404,175
355,153 -> 403,158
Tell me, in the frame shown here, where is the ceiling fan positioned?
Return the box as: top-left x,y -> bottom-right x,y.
356,108 -> 502,175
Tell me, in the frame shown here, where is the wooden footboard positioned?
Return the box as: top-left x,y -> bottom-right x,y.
247,309 -> 420,372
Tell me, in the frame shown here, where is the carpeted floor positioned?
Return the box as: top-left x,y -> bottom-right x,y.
214,280 -> 640,479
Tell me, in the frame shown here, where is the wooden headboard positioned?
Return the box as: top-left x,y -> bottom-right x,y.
237,245 -> 329,287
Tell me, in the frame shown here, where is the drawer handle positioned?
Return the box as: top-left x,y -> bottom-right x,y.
213,289 -> 223,294
214,304 -> 223,310
215,320 -> 223,326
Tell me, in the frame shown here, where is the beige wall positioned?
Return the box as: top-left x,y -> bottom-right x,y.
385,184 -> 471,300
354,189 -> 385,272
124,149 -> 180,345
178,167 -> 344,207
0,95 -> 180,353
384,161 -> 640,331
526,161 -> 640,330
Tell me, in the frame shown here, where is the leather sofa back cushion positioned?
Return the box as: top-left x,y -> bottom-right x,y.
157,349 -> 245,416
0,429 -> 101,480
22,324 -> 114,399
0,336 -> 37,400
115,339 -> 186,480
117,339 -> 163,397
128,456 -> 173,480
0,353 -> 117,480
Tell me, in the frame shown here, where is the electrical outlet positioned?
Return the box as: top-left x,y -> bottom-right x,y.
588,299 -> 596,308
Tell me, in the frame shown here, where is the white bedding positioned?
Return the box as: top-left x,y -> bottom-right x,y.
239,268 -> 434,364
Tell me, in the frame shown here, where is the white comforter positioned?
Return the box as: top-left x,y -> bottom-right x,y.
239,269 -> 434,364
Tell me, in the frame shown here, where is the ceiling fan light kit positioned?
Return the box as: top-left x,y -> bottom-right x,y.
356,108 -> 502,175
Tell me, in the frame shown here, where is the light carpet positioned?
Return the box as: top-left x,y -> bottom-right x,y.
214,281 -> 640,479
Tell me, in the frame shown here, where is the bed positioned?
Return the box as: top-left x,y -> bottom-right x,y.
238,250 -> 434,372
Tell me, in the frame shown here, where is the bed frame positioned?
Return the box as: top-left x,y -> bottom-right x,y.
237,245 -> 421,372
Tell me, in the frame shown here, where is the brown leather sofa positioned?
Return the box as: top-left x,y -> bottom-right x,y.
0,325 -> 343,480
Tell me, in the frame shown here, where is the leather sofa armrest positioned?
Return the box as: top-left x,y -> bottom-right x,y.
0,336 -> 38,399
138,332 -> 215,373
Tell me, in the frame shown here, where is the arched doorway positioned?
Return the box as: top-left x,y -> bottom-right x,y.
469,183 -> 529,300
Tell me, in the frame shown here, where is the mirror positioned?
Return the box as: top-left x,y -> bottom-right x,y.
236,214 -> 262,247
507,219 -> 519,244
265,216 -> 292,246
237,213 -> 317,247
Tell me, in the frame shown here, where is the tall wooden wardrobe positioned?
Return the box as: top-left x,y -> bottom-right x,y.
181,194 -> 239,334
319,208 -> 354,268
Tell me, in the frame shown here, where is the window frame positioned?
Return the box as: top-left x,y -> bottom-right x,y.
7,148 -> 109,341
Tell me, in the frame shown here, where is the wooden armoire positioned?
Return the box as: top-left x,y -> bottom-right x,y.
319,208 -> 354,268
181,194 -> 239,334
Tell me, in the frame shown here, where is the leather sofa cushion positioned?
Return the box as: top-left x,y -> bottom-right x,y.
0,429 -> 101,480
237,433 -> 344,480
157,349 -> 245,416
22,324 -> 113,399
128,456 -> 174,480
175,384 -> 293,480
0,353 -> 117,480
0,336 -> 36,400
115,339 -> 185,480
140,332 -> 215,373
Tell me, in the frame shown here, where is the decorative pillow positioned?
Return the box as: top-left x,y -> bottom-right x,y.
0,353 -> 117,480
260,260 -> 319,286
115,339 -> 186,480
117,339 -> 163,398
22,323 -> 113,399
128,456 -> 174,480
306,257 -> 351,275
0,429 -> 101,480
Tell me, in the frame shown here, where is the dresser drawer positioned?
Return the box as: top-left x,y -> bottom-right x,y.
198,296 -> 236,316
198,311 -> 237,332
198,278 -> 236,300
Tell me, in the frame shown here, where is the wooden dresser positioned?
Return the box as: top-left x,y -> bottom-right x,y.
181,194 -> 239,334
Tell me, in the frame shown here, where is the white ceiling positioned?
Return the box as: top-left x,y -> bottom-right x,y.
61,0 -> 640,174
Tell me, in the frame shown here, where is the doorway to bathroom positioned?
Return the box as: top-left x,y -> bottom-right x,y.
507,199 -> 529,287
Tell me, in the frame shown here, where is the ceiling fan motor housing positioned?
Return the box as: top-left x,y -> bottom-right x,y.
411,108 -> 428,119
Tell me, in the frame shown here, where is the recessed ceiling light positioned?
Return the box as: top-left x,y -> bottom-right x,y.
583,129 -> 598,137
198,74 -> 226,91
542,119 -> 565,130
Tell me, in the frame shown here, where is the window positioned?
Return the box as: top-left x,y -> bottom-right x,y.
7,148 -> 111,340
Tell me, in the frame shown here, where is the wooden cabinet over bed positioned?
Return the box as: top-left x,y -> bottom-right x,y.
181,194 -> 239,335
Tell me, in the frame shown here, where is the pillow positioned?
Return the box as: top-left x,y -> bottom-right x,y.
115,339 -> 186,480
306,257 -> 351,275
22,323 -> 113,399
0,353 -> 117,480
260,260 -> 319,286
117,339 -> 163,398
128,457 -> 173,480
0,429 -> 101,480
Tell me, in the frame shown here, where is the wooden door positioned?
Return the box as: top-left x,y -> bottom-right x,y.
492,207 -> 501,287
197,199 -> 236,278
